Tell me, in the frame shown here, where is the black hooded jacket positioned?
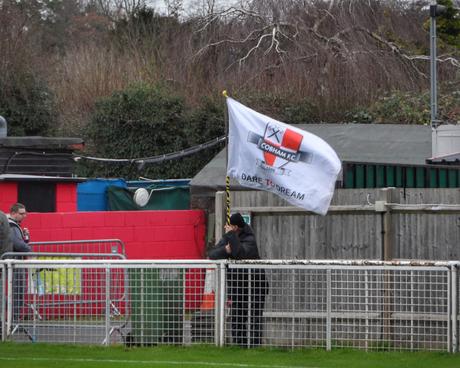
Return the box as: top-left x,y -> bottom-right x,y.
208,224 -> 261,260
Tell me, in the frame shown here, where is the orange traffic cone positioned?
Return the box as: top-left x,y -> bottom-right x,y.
200,269 -> 215,311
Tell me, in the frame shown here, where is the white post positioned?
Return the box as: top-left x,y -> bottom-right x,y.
7,262 -> 13,337
452,265 -> 457,353
105,267 -> 111,346
217,262 -> 226,347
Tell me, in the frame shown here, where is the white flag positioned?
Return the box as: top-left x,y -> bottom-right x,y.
226,97 -> 341,215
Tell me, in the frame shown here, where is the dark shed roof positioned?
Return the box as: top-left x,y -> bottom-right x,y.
0,136 -> 84,177
0,136 -> 83,149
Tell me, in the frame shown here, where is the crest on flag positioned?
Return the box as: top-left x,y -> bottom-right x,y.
226,97 -> 341,215
248,122 -> 312,176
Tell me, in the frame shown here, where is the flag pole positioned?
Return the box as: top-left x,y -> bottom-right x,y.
222,90 -> 231,225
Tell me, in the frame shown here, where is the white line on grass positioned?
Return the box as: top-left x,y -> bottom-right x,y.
0,356 -> 320,368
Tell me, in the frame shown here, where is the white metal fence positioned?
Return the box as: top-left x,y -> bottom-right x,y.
0,259 -> 459,352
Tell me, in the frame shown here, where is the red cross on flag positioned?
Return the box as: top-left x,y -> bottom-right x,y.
226,97 -> 341,215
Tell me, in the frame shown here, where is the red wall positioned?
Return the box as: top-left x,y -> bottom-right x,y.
21,210 -> 206,259
20,210 -> 207,313
0,182 -> 17,211
0,182 -> 77,213
55,183 -> 77,212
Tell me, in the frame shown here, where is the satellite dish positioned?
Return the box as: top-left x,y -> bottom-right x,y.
133,188 -> 152,207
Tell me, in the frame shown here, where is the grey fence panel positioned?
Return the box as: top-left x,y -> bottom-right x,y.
226,262 -> 452,351
229,188 -> 460,261
392,213 -> 460,260
253,213 -> 383,260
6,262 -> 129,344
231,188 -> 460,208
29,239 -> 126,257
2,260 -> 217,347
1,260 -> 458,352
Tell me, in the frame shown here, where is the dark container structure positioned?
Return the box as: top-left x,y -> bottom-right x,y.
0,136 -> 83,177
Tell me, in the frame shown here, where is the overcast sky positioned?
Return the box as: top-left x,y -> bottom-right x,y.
149,0 -> 239,16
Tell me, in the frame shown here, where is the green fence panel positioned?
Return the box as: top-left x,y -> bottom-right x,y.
342,163 -> 460,189
395,166 -> 403,187
386,166 -> 395,187
448,169 -> 458,187
376,166 -> 385,187
344,165 -> 355,188
405,167 -> 415,187
415,167 -> 425,188
366,165 -> 375,188
429,168 -> 439,188
439,169 -> 447,188
355,164 -> 365,188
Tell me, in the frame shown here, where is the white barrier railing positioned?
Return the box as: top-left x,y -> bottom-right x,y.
0,259 -> 459,352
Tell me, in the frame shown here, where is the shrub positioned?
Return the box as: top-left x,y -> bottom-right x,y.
0,73 -> 56,136
368,90 -> 430,125
367,87 -> 460,125
77,83 -> 225,179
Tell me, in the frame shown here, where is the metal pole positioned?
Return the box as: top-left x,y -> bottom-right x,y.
223,90 -> 231,226
326,269 -> 332,351
430,2 -> 438,127
105,267 -> 111,346
1,264 -> 5,341
7,263 -> 13,337
217,262 -> 226,347
452,265 -> 457,353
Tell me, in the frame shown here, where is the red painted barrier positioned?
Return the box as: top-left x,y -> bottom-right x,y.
21,210 -> 207,314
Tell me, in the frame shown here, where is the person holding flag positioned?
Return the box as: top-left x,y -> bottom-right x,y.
210,92 -> 341,348
208,212 -> 268,348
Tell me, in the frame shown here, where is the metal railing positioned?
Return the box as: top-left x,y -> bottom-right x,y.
28,239 -> 126,257
0,239 -> 128,343
0,259 -> 459,352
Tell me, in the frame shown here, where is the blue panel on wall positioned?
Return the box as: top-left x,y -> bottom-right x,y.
77,179 -> 126,211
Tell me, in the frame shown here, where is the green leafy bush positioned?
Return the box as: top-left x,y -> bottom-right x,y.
437,0 -> 460,48
368,90 -> 431,125
344,109 -> 374,124
239,92 -> 318,124
0,73 -> 56,136
366,87 -> 460,125
77,83 -> 225,179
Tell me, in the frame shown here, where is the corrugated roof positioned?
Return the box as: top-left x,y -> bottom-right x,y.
190,123 -> 432,193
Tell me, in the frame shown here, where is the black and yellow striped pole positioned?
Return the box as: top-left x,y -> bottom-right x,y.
222,90 -> 231,225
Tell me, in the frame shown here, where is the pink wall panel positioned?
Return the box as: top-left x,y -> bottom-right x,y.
21,210 -> 206,260
0,182 -> 77,213
20,209 -> 207,313
0,182 -> 18,212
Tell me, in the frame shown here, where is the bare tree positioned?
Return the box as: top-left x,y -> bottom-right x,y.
84,0 -> 146,18
190,0 -> 459,118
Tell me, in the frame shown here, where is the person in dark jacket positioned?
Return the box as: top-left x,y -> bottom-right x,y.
0,210 -> 12,257
8,203 -> 31,253
0,210 -> 12,334
208,213 -> 268,347
8,203 -> 31,323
